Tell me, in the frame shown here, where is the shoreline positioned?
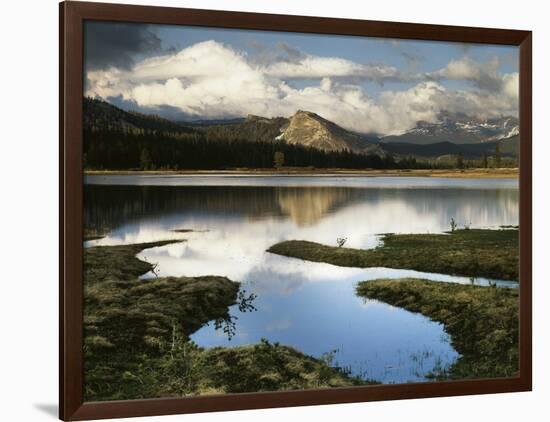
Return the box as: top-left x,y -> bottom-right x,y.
84,168 -> 518,179
267,229 -> 519,281
356,278 -> 518,379
84,240 -> 368,400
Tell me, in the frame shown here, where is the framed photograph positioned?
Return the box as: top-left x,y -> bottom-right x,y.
60,1 -> 532,420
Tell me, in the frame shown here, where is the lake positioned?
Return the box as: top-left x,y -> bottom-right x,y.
84,175 -> 519,384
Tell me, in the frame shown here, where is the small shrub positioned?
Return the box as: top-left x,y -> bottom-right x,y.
336,237 -> 347,248
450,218 -> 457,232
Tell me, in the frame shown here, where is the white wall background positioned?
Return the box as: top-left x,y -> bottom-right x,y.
1,0 -> 547,420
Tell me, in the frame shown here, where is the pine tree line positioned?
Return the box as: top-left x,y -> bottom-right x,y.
84,129 -> 518,171
84,129 -> 408,170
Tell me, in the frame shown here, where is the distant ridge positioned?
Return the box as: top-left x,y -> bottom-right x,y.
84,97 -> 199,134
84,97 -> 519,160
383,137 -> 518,159
381,112 -> 519,145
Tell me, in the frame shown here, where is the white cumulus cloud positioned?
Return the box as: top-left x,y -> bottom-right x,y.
86,40 -> 518,135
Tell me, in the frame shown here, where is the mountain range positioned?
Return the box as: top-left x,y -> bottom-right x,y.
381,111 -> 519,145
84,97 -> 519,160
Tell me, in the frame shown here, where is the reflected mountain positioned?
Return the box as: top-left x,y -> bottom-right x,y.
276,187 -> 357,226
86,176 -> 519,384
85,184 -> 518,234
84,185 -> 367,231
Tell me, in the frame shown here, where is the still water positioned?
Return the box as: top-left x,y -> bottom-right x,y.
84,175 -> 518,383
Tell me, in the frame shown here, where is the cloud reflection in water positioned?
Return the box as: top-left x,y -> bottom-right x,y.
84,176 -> 518,383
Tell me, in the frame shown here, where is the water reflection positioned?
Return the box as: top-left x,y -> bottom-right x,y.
85,182 -> 518,244
85,174 -> 518,189
84,176 -> 519,384
210,289 -> 258,341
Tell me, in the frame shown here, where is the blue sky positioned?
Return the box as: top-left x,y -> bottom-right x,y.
158,24 -> 518,73
84,22 -> 519,135
156,24 -> 517,95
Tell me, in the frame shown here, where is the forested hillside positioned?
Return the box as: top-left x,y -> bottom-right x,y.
83,98 -> 400,170
84,97 -> 198,135
83,97 -> 518,170
84,130 -> 400,170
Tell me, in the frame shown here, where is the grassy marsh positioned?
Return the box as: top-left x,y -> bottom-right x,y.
84,240 -> 366,401
356,278 -> 518,379
85,168 -> 518,179
268,229 -> 518,281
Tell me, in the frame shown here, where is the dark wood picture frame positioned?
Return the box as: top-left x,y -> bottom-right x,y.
60,1 -> 532,420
